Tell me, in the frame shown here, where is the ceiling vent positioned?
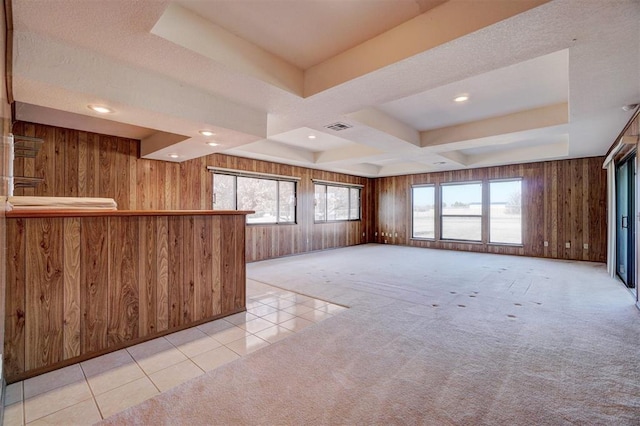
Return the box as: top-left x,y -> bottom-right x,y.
324,122 -> 352,131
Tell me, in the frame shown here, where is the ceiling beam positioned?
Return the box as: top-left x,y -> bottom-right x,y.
420,103 -> 568,148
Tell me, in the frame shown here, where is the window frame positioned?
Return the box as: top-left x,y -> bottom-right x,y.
488,178 -> 523,246
411,184 -> 436,240
313,180 -> 362,223
440,180 -> 483,242
209,167 -> 299,225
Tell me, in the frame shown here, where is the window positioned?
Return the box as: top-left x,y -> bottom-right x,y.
211,170 -> 297,224
489,179 -> 522,244
441,182 -> 482,241
412,185 -> 435,239
314,182 -> 361,222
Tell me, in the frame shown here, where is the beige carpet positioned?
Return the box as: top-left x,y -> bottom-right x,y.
100,244 -> 640,425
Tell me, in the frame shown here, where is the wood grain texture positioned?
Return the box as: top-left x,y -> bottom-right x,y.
25,218 -> 64,370
155,217 -> 169,332
375,157 -> 607,262
5,213 -> 248,382
107,217 -> 139,345
5,218 -> 26,379
12,121 -> 373,262
138,217 -> 157,336
63,217 -> 81,359
80,217 -> 109,354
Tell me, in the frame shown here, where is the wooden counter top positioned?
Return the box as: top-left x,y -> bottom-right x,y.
6,209 -> 255,218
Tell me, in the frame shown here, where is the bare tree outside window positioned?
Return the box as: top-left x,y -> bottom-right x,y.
212,173 -> 296,224
213,174 -> 235,210
315,183 -> 360,222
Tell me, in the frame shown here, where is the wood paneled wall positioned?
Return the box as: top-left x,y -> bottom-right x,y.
373,158 -> 607,262
5,212 -> 247,382
11,122 -> 607,264
12,122 -> 373,261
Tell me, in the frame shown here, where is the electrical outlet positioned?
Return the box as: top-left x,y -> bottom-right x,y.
375,232 -> 378,237
382,232 -> 385,236
583,243 -> 588,250
565,242 -> 571,248
544,241 -> 549,247
362,232 -> 365,237
394,232 -> 398,237
384,239 -> 388,244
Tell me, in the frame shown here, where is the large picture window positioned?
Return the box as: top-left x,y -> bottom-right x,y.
489,179 -> 522,244
412,185 -> 435,239
441,182 -> 482,241
314,182 -> 361,222
211,170 -> 297,224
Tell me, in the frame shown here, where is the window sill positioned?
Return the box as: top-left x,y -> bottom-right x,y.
487,242 -> 524,248
314,220 -> 361,224
247,222 -> 297,226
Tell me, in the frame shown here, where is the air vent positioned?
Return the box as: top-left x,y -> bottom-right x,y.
324,122 -> 352,131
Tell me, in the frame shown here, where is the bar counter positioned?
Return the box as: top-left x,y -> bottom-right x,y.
5,209 -> 252,382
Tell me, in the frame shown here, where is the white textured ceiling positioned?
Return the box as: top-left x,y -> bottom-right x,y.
10,0 -> 640,176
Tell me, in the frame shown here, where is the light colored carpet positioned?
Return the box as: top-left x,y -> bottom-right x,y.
100,244 -> 640,425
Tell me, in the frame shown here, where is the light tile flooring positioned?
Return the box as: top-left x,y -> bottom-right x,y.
3,279 -> 347,425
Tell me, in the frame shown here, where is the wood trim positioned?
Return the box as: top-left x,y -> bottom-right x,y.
4,0 -> 13,104
7,306 -> 245,384
605,106 -> 640,158
208,166 -> 301,181
311,179 -> 364,188
7,209 -> 255,218
12,121 -> 373,262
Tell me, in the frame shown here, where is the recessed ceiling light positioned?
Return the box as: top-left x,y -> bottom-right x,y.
206,141 -> 219,147
199,130 -> 215,136
308,135 -> 316,139
454,95 -> 469,103
168,153 -> 179,159
88,104 -> 114,114
434,161 -> 446,165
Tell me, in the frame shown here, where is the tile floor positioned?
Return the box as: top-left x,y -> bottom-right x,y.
2,279 -> 347,425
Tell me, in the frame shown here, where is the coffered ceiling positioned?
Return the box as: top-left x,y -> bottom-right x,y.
10,0 -> 640,177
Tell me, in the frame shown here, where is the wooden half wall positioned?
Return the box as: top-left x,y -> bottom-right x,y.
12,122 -> 374,261
373,158 -> 607,262
5,211 -> 248,382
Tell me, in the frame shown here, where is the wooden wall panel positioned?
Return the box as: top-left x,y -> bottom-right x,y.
81,217 -> 109,354
107,217 -> 139,345
63,218 -> 81,360
374,157 -> 607,262
167,217 -> 183,329
138,217 -> 156,336
5,219 -> 25,379
12,121 -> 373,262
5,213 -> 247,382
25,218 -> 64,370
155,217 -> 169,332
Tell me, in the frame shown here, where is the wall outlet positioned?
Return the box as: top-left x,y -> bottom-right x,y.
565,242 -> 571,248
384,239 -> 388,244
544,241 -> 549,247
583,243 -> 588,250
375,232 -> 378,236
394,232 -> 398,237
362,232 -> 365,237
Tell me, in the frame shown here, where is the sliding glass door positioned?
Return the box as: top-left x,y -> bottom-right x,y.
616,154 -> 636,291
